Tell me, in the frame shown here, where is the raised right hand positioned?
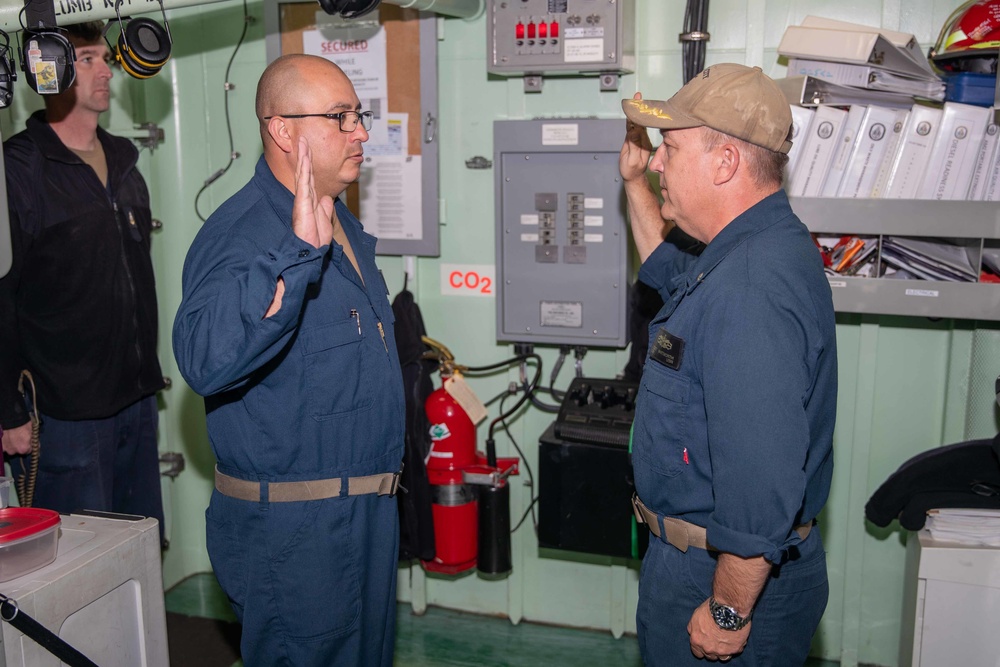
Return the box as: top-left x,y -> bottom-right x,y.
2,422 -> 33,456
292,136 -> 335,249
620,92 -> 654,184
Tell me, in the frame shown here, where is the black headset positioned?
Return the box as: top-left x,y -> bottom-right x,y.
19,28 -> 76,95
107,0 -> 171,79
0,30 -> 15,108
317,0 -> 382,19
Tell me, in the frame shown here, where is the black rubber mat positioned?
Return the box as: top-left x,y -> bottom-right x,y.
166,612 -> 242,667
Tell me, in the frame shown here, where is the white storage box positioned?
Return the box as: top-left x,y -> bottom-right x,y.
0,508 -> 60,583
0,513 -> 168,666
900,528 -> 1000,666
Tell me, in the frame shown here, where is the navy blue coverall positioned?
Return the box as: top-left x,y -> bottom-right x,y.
173,157 -> 405,666
631,191 -> 837,666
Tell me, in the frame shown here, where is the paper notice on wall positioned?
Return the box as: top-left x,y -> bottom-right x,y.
302,26 -> 387,100
358,155 -> 422,241
366,112 -> 408,157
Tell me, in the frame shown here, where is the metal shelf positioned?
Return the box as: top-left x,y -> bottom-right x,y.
788,197 -> 1000,321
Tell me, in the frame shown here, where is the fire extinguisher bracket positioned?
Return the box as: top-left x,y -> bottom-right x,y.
462,460 -> 519,488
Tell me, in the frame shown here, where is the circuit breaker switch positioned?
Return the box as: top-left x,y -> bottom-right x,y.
516,22 -> 525,39
538,21 -> 548,38
550,21 -> 559,38
527,21 -> 536,38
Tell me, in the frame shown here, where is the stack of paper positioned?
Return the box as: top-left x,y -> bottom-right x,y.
925,508 -> 1000,546
881,236 -> 979,282
777,16 -> 945,104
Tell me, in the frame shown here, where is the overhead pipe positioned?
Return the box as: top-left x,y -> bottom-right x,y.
0,0 -> 483,33
384,0 -> 482,19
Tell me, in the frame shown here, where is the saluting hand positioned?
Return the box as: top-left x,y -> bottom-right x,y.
620,92 -> 653,184
292,136 -> 335,249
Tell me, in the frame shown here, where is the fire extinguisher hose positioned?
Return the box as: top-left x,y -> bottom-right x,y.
14,370 -> 41,508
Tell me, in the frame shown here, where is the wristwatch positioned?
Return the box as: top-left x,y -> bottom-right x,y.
709,597 -> 752,631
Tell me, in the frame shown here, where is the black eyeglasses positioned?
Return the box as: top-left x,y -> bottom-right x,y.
263,110 -> 373,133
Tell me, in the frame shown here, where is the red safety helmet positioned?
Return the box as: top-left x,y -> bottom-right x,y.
930,0 -> 1000,73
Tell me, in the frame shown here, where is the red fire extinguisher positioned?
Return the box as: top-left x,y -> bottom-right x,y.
421,338 -> 519,576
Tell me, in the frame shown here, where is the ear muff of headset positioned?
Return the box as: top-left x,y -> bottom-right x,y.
0,50 -> 15,108
117,18 -> 170,77
20,32 -> 76,94
116,49 -> 158,79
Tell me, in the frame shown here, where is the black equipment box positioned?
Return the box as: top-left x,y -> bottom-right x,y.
538,377 -> 648,559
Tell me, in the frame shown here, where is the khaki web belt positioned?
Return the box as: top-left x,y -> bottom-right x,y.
632,493 -> 812,553
215,466 -> 401,502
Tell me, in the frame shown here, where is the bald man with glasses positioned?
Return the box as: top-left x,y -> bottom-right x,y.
173,55 -> 405,666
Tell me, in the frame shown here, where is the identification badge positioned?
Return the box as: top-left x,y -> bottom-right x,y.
649,327 -> 684,370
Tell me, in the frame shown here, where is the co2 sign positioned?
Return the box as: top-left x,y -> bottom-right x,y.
440,264 -> 495,298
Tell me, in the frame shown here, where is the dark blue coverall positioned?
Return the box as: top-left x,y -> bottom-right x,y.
173,157 -> 405,666
631,191 -> 837,666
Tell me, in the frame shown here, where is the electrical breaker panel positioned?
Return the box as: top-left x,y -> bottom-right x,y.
494,119 -> 631,348
487,0 -> 635,77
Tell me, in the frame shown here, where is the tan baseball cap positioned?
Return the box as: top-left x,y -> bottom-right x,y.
622,63 -> 793,154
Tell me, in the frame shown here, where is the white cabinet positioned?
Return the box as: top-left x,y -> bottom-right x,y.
789,198 -> 1000,321
900,529 -> 1000,666
0,514 -> 167,667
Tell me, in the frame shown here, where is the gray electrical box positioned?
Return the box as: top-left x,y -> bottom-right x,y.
495,119 -> 630,348
486,0 -> 635,78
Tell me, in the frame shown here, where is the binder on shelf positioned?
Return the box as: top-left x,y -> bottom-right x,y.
883,105 -> 944,199
838,105 -> 902,198
787,105 -> 848,197
870,108 -> 912,198
776,76 -> 915,109
917,102 -> 991,200
778,25 -> 936,80
985,140 -> 1000,201
786,58 -> 944,100
785,104 -> 817,181
968,112 -> 999,200
797,15 -> 933,74
821,104 -> 867,197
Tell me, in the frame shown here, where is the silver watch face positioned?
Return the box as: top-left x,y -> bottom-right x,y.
710,599 -> 748,631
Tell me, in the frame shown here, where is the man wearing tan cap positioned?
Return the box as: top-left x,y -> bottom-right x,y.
621,63 -> 837,665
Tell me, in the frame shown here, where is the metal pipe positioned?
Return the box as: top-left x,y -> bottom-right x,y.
0,0 -> 228,34
0,0 -> 484,33
385,0 -> 482,19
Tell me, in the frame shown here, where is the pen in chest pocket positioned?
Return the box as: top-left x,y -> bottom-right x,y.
350,309 -> 361,335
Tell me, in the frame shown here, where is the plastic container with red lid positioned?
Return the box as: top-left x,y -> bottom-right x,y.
0,507 -> 61,582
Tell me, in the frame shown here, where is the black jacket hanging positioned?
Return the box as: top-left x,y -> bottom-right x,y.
865,434 -> 1000,530
391,288 -> 437,562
